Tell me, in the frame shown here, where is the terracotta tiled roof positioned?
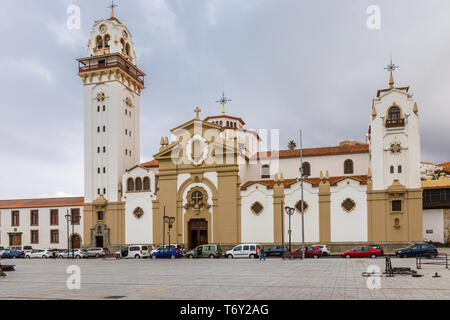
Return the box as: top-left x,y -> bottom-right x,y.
421,162 -> 436,165
438,161 -> 450,170
141,160 -> 159,168
241,175 -> 368,190
256,144 -> 369,160
0,197 -> 84,209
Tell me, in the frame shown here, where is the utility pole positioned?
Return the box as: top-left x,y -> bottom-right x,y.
300,129 -> 305,260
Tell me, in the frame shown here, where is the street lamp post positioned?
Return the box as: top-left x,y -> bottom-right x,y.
64,210 -> 71,259
163,215 -> 176,252
284,206 -> 295,252
299,129 -> 307,260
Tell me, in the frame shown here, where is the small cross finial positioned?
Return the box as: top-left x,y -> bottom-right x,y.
216,90 -> 232,115
384,57 -> 399,89
194,106 -> 202,120
108,1 -> 118,18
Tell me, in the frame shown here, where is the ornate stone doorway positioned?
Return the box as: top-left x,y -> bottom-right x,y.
188,219 -> 208,249
90,223 -> 110,248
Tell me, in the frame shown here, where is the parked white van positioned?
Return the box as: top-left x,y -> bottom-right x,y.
226,244 -> 260,259
124,245 -> 149,259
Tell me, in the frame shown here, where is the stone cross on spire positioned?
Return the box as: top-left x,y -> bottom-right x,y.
216,90 -> 232,115
384,57 -> 399,89
194,106 -> 202,120
108,1 -> 118,18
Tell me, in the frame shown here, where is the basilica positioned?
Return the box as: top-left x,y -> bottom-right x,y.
0,9 -> 448,251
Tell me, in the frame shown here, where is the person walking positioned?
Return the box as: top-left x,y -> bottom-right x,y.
259,246 -> 266,261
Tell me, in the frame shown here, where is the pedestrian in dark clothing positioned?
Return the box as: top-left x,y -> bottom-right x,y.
259,247 -> 266,261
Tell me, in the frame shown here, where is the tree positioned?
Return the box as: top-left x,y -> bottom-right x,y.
287,140 -> 296,150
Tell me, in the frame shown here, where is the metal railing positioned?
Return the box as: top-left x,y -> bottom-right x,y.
416,253 -> 448,269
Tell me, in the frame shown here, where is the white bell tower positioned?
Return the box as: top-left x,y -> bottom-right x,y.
77,7 -> 145,204
369,62 -> 421,191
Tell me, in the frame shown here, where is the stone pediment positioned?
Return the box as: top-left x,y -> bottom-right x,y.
387,180 -> 406,197
92,195 -> 108,208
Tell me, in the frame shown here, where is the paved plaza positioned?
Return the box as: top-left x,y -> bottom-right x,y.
1,255 -> 449,300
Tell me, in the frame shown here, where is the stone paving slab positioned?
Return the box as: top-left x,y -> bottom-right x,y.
0,257 -> 448,300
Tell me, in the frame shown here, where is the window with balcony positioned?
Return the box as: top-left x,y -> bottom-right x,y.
386,106 -> 404,128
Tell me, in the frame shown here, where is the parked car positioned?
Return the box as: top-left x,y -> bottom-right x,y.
25,249 -> 54,259
124,245 -> 149,259
57,249 -> 88,259
368,244 -> 384,256
314,244 -> 331,256
0,246 -> 5,256
283,246 -> 322,259
48,249 -> 60,258
395,243 -> 438,258
1,249 -> 25,259
7,245 -> 33,254
186,244 -> 223,259
264,245 -> 288,257
150,244 -> 182,255
86,247 -> 110,258
226,244 -> 259,259
341,246 -> 381,259
151,248 -> 183,259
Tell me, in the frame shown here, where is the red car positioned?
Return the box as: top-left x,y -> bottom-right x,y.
282,246 -> 322,259
341,246 -> 381,259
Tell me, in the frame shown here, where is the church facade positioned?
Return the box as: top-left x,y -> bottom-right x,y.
1,9 -> 447,251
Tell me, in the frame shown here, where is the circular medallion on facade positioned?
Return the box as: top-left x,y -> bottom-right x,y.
186,134 -> 209,166
295,200 -> 308,213
341,198 -> 356,213
250,202 -> 264,215
133,207 -> 144,219
96,92 -> 105,102
99,24 -> 107,33
390,142 -> 402,154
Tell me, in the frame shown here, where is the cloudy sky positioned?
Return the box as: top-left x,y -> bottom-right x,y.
0,0 -> 449,199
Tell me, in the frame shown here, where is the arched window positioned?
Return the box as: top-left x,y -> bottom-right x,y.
127,178 -> 134,192
261,165 -> 270,178
302,162 -> 311,177
398,165 -> 402,174
226,121 -> 229,127
388,106 -> 401,121
143,177 -> 150,191
96,36 -> 103,49
103,34 -> 110,48
125,43 -> 130,56
344,159 -> 354,174
120,38 -> 125,53
390,166 -> 394,174
135,177 -> 142,191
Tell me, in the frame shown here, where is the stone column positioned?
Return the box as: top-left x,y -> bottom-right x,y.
273,174 -> 285,245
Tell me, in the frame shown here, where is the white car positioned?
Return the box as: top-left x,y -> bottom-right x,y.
226,244 -> 260,259
124,245 -> 149,259
25,249 -> 53,259
314,244 -> 330,256
57,249 -> 88,259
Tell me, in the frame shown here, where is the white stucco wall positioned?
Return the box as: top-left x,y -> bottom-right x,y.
283,181 -> 319,243
423,209 -> 444,243
241,184 -> 274,243
330,179 -> 367,242
122,167 -> 155,245
0,206 -> 84,249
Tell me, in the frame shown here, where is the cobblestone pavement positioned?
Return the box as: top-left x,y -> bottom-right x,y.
0,256 -> 449,300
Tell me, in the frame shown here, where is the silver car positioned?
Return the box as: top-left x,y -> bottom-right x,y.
25,249 -> 54,259
57,249 -> 88,259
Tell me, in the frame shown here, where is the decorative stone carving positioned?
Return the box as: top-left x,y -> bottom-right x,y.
184,187 -> 211,213
250,202 -> 264,215
295,200 -> 308,213
341,198 -> 356,213
133,207 -> 144,219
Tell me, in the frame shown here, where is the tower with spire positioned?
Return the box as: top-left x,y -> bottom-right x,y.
367,59 -> 422,242
76,4 -> 146,247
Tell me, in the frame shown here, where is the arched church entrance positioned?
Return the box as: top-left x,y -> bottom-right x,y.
90,223 -> 110,248
188,219 -> 208,249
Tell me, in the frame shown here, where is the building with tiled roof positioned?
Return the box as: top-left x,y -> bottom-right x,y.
3,7 -> 449,252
